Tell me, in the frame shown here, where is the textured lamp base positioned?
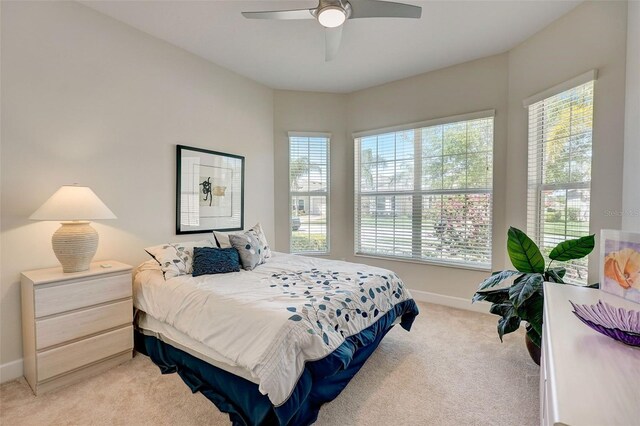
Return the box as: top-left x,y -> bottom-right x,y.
52,222 -> 99,273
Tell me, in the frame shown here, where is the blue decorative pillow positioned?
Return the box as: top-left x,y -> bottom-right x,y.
191,247 -> 241,277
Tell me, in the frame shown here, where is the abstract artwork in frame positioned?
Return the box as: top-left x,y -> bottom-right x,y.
600,229 -> 640,304
176,145 -> 244,234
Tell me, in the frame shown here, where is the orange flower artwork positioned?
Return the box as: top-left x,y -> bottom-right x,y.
604,248 -> 640,290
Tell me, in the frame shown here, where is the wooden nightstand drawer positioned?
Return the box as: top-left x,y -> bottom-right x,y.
34,273 -> 131,318
37,325 -> 133,381
36,299 -> 133,350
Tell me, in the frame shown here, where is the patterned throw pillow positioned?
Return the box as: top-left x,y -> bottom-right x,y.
228,232 -> 264,271
250,223 -> 272,259
214,223 -> 272,260
144,239 -> 215,280
191,247 -> 241,276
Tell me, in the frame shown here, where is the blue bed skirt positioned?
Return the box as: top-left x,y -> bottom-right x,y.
135,299 -> 419,426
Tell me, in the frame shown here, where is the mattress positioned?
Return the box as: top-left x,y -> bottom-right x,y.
136,310 -> 258,384
136,307 -> 403,386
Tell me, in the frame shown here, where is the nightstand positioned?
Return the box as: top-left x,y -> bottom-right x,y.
21,260 -> 133,395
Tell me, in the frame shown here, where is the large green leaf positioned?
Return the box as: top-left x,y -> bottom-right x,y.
509,274 -> 543,309
545,267 -> 566,284
496,306 -> 522,341
516,291 -> 544,336
478,270 -> 521,290
490,303 -> 510,316
549,234 -> 595,261
507,227 -> 545,273
472,287 -> 510,304
548,267 -> 566,278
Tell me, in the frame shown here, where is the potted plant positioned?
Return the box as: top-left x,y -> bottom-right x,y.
473,226 -> 595,365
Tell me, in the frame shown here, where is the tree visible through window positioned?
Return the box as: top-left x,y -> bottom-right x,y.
527,80 -> 594,285
354,113 -> 494,269
289,134 -> 329,254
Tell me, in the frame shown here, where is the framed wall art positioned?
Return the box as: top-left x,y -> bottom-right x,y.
176,144 -> 244,234
600,229 -> 640,304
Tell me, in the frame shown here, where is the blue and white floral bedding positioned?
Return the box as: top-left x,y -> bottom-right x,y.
134,252 -> 417,406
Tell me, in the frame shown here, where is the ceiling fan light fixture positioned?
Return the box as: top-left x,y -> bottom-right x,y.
317,6 -> 346,28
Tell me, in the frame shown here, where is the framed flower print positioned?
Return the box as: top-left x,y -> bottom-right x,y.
600,229 -> 640,304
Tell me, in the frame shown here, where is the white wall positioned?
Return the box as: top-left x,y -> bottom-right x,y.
273,91 -> 349,258
506,1 -> 628,283
1,0 -> 631,377
345,54 -> 510,299
275,54 -> 510,300
274,1 -> 628,300
0,2 -> 274,370
623,0 -> 640,232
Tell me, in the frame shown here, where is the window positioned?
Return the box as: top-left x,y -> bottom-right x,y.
526,76 -> 595,285
354,112 -> 494,269
289,133 -> 329,254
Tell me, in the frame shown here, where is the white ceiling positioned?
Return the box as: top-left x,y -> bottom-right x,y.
81,1 -> 581,93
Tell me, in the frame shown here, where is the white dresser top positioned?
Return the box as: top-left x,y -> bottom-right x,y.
543,283 -> 640,426
22,260 -> 132,285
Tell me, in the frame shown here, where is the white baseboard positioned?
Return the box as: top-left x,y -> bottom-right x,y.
409,288 -> 491,314
0,358 -> 23,384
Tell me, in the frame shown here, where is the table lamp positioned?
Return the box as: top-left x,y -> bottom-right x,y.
30,185 -> 116,273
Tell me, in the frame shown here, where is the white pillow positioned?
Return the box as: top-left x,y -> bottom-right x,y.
135,259 -> 161,273
145,239 -> 215,280
213,230 -> 242,249
214,223 -> 272,259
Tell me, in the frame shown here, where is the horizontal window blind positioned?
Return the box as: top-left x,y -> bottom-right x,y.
354,115 -> 494,269
527,80 -> 594,285
290,135 -> 329,254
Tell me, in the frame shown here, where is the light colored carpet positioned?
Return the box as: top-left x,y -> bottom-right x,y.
0,303 -> 539,425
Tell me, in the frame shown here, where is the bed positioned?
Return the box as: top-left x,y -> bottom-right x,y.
133,251 -> 419,425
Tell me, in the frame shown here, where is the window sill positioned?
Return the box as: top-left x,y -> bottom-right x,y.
353,253 -> 492,272
291,251 -> 331,257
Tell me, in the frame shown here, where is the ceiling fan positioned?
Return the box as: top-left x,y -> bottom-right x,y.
241,0 -> 422,61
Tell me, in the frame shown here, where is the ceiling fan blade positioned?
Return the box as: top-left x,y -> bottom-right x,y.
325,26 -> 343,62
241,9 -> 315,20
348,0 -> 422,19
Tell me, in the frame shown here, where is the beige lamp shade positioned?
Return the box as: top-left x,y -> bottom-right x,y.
30,185 -> 116,221
30,185 -> 116,273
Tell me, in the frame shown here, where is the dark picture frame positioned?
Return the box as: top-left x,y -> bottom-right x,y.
176,144 -> 244,234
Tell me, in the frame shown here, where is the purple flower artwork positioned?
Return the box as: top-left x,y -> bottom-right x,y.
600,230 -> 640,304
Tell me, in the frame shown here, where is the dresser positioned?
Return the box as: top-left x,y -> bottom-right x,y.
540,283 -> 640,426
21,260 -> 133,395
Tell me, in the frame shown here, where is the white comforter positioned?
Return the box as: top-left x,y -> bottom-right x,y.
134,252 -> 412,406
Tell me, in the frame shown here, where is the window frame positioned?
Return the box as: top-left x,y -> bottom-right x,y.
288,131 -> 331,255
353,110 -> 495,271
524,71 -> 596,285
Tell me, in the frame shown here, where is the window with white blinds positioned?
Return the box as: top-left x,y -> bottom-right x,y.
526,79 -> 594,285
289,133 -> 329,254
354,113 -> 494,269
